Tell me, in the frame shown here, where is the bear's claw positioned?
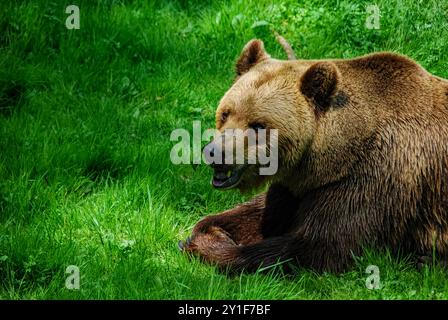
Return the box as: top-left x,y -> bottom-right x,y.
178,237 -> 192,251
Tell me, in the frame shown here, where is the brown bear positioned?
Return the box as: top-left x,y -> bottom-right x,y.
179,39 -> 448,273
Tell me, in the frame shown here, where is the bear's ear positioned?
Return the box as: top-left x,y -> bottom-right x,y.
300,61 -> 340,112
235,39 -> 270,76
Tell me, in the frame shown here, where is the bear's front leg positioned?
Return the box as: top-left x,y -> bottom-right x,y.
180,185 -> 301,266
180,193 -> 266,252
182,231 -> 300,273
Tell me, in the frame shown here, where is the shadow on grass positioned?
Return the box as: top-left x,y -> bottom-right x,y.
82,149 -> 134,183
0,81 -> 27,117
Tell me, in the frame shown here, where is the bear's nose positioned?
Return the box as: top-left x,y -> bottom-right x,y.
205,143 -> 214,157
203,142 -> 216,165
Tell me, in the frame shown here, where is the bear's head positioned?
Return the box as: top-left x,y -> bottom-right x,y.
203,39 -> 341,191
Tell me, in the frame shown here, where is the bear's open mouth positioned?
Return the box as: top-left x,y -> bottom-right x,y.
211,166 -> 246,189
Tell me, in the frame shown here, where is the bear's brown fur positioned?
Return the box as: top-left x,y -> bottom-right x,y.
180,39 -> 448,273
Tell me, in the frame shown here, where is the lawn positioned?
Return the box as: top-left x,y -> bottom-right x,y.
1,0 -> 448,299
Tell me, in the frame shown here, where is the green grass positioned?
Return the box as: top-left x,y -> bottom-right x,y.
1,0 -> 448,299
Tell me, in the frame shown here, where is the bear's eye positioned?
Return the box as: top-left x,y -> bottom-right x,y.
249,122 -> 266,130
221,111 -> 229,123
